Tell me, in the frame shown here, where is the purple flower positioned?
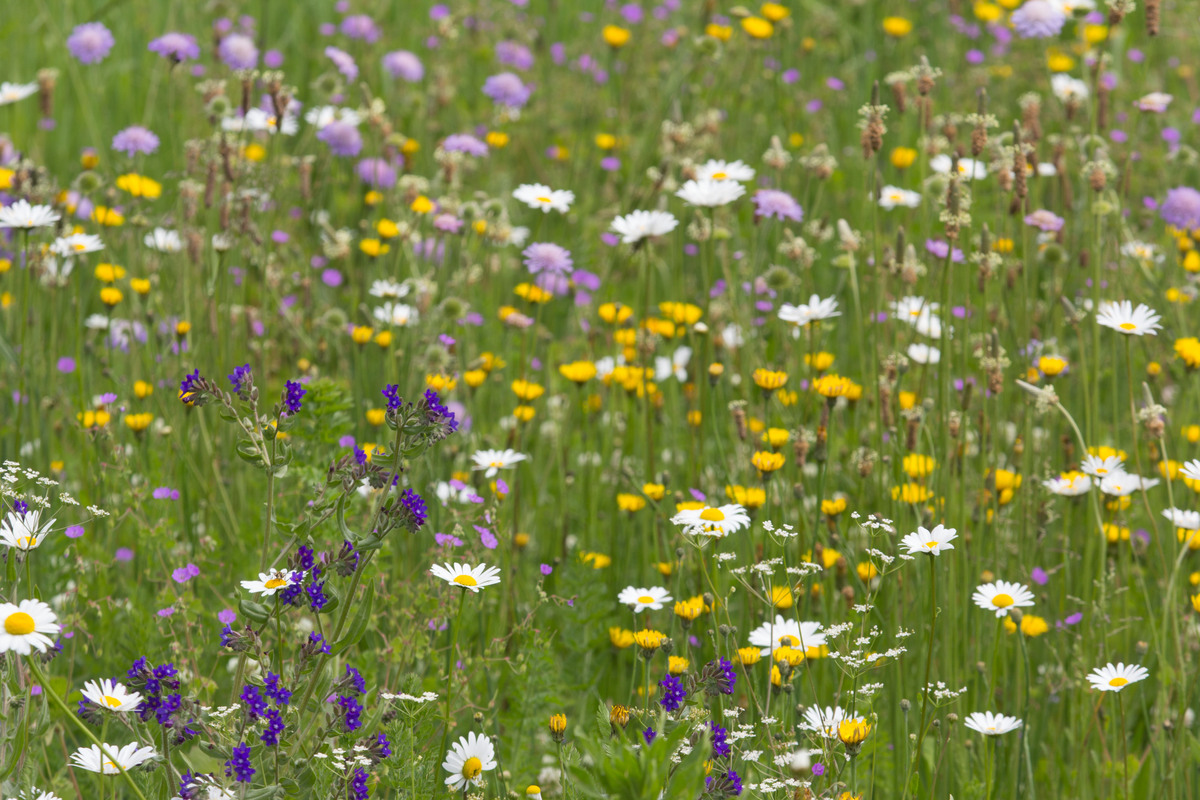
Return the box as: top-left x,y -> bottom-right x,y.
812,762 -> 825,777
482,72 -> 533,108
1031,567 -> 1049,585
643,727 -> 656,745
752,189 -> 804,222
356,157 -> 398,188
112,126 -> 160,156
67,22 -> 115,64
1064,612 -> 1083,625
325,46 -> 359,81
540,563 -> 553,575
659,675 -> 687,712
149,32 -> 201,62
1011,0 -> 1066,38
477,525 -> 498,550
522,242 -> 573,275
158,607 -> 175,618
496,40 -> 534,70
317,121 -> 363,157
925,239 -> 965,262
66,525 -> 84,539
442,133 -> 488,157
400,489 -> 428,530
435,533 -> 463,547
264,50 -> 283,68
1024,209 -> 1064,232
225,742 -> 255,782
341,14 -> 382,42
382,50 -> 424,81
218,33 -> 259,70
172,563 -> 199,583
218,608 -> 237,624
56,357 -> 75,373
284,379 -> 305,415
433,214 -> 463,233
153,487 -> 181,500
1160,187 -> 1200,229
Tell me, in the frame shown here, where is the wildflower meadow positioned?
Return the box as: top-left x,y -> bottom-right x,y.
1,0 -> 1199,798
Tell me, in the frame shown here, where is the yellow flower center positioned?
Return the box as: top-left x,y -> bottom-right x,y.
453,575 -> 479,587
778,635 -> 799,647
462,756 -> 483,779
104,761 -> 118,770
638,595 -> 655,604
711,171 -> 727,180
992,593 -> 1014,608
536,197 -> 551,203
1109,676 -> 1128,687
699,508 -> 725,522
103,695 -> 123,708
924,541 -> 938,548
73,242 -> 86,251
490,460 -> 504,468
1119,322 -> 1137,331
4,611 -> 35,635
16,536 -> 33,548
264,578 -> 287,589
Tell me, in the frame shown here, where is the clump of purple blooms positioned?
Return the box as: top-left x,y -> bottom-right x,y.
382,50 -> 424,81
326,46 -> 359,81
283,379 -> 305,415
67,22 -> 116,64
225,742 -> 255,782
1160,187 -> 1200,230
356,157 -> 399,188
1010,0 -> 1066,39
659,674 -> 687,712
752,189 -> 804,222
496,40 -> 534,70
149,32 -> 201,62
341,14 -> 382,43
317,121 -> 363,157
218,33 -> 258,70
112,126 -> 160,157
1024,209 -> 1065,232
482,72 -> 533,108
443,133 -> 489,157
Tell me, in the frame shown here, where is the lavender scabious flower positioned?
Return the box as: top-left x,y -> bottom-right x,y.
218,33 -> 258,70
341,14 -> 382,43
351,768 -> 370,800
1160,187 -> 1200,230
495,40 -> 534,70
283,379 -> 305,415
442,133 -> 489,157
1024,209 -> 1065,232
67,22 -> 116,64
356,157 -> 399,188
325,46 -> 359,80
112,125 -> 160,156
399,488 -> 429,530
482,72 -> 533,108
149,32 -> 201,62
225,742 -> 255,782
752,189 -> 804,222
522,242 -> 573,276
1010,0 -> 1067,38
382,50 -> 424,81
335,694 -> 364,732
382,384 -> 403,412
659,675 -> 687,712
317,121 -> 363,157
709,721 -> 731,758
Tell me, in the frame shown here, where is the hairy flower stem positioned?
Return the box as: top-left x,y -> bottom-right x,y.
908,555 -> 936,798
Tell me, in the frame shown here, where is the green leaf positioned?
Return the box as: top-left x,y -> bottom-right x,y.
332,582 -> 375,656
239,599 -> 272,625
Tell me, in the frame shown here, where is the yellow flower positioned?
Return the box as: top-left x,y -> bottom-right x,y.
376,219 -> 399,239
426,373 -> 458,392
994,237 -> 1015,254
882,16 -> 913,36
559,361 -> 597,384
642,482 -> 665,501
78,409 -> 112,429
687,410 -> 702,427
890,147 -> 918,169
602,25 -> 631,48
94,263 -> 126,283
658,302 -> 702,326
609,627 -> 634,649
1175,338 -> 1200,369
774,646 -> 806,667
130,278 -> 151,295
804,351 -> 835,371
133,380 -> 154,399
741,16 -> 774,38
410,195 -> 434,214
655,561 -> 674,577
514,405 -> 535,422
175,321 -> 191,336
770,585 -> 794,609
115,173 -> 162,199
837,719 -> 872,746
617,493 -> 647,512
100,287 -> 123,307
1104,523 -> 1130,544
813,373 -> 852,398
752,451 -> 786,473
973,2 -> 1003,22
91,206 -> 125,226
1038,355 -> 1068,376
243,143 -> 266,162
123,413 -> 153,432
1047,51 -> 1075,72
788,133 -> 804,148
374,331 -> 393,348
1183,425 -> 1200,443
1020,615 -> 1049,637
903,454 -> 936,479
485,131 -> 510,148
595,133 -> 618,150
515,283 -> 553,304
753,368 -> 788,391
350,325 -> 374,344
737,647 -> 762,666
359,239 -> 390,257
365,408 -> 386,426
668,656 -> 689,675
778,389 -> 799,406
892,483 -> 932,504
821,496 -> 847,516
598,302 -> 634,324
632,629 -> 666,652
857,562 -> 879,581
706,23 -> 733,41
674,598 -> 704,622
511,380 -> 545,401
1084,24 -> 1108,44
401,138 -> 419,155
762,427 -> 790,448
364,190 -> 383,206
464,369 -> 487,388
725,485 -> 765,509
761,2 -> 790,21
1191,594 -> 1200,614
581,551 -> 612,569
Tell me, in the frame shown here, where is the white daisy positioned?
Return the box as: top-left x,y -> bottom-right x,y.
906,343 -> 941,364
70,742 -> 158,774
174,774 -> 235,800
1098,471 -> 1159,497
373,302 -> 419,327
239,568 -> 299,596
18,788 -> 63,800
1080,454 -> 1125,477
1181,459 -> 1200,482
971,580 -> 1036,618
802,705 -> 848,738
0,599 -> 60,654
1120,241 -> 1163,265
1161,508 -> 1200,530
1095,300 -> 1161,336
0,508 -> 56,550
747,615 -> 826,657
81,678 -> 143,712
1042,472 -> 1092,496
778,294 -> 840,326
435,481 -> 475,505
610,210 -> 679,244
695,159 -> 756,182
304,105 -> 362,128
900,524 -> 958,556
369,279 -> 410,299
670,504 -> 751,538
1050,74 -> 1089,102
50,233 -> 104,257
470,448 -> 528,478
0,199 -> 61,229
430,562 -> 501,593
617,586 -> 673,613
512,183 -> 574,214
929,154 -> 987,179
963,711 -> 1023,736
1085,662 -> 1149,692
221,108 -> 299,135
144,228 -> 183,253
1134,92 -> 1172,113
675,178 -> 745,207
878,185 -> 921,209
654,346 -> 692,382
442,731 -> 497,790
0,82 -> 37,105
891,296 -> 938,319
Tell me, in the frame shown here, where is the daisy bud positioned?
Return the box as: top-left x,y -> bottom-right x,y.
900,699 -> 911,713
473,711 -> 484,724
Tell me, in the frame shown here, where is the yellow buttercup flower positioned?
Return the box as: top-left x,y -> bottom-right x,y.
741,16 -> 774,38
706,23 -> 733,41
602,25 -> 631,48
882,16 -> 913,36
753,368 -> 788,391
609,627 -> 634,649
752,451 -> 785,473
617,493 -> 647,512
890,147 -> 918,169
642,482 -> 666,501
760,2 -> 790,21
511,380 -> 545,401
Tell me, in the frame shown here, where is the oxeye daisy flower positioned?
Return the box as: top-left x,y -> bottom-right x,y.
81,678 -> 143,712
0,199 -> 61,229
51,233 -> 104,256
610,210 -> 678,243
144,227 -> 182,252
972,580 -> 1036,617
430,562 -> 501,592
239,569 -> 299,597
1050,74 -> 1089,103
900,524 -> 958,556
111,126 -> 159,157
1099,471 -> 1159,496
1080,453 -> 1125,477
0,82 -> 38,105
1010,0 -> 1067,38
0,508 -> 56,550
963,711 -> 1022,736
803,705 -> 848,738
70,742 -> 157,774
1086,662 -> 1149,692
655,346 -> 692,382
67,22 -> 115,64
906,343 -> 940,364
1162,508 -> 1200,530
0,599 -> 59,654
696,159 -> 756,182
929,154 -> 987,179
675,178 -> 746,207
471,448 -> 528,477
878,185 -> 921,209
778,294 -> 840,326
373,302 -> 418,327
1096,301 -> 1162,336
617,586 -> 673,613
513,184 -> 574,213
670,503 -> 750,538
443,731 -> 497,790
748,615 -> 826,657
1042,471 -> 1092,496
1180,459 -> 1200,482
16,787 -> 61,800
